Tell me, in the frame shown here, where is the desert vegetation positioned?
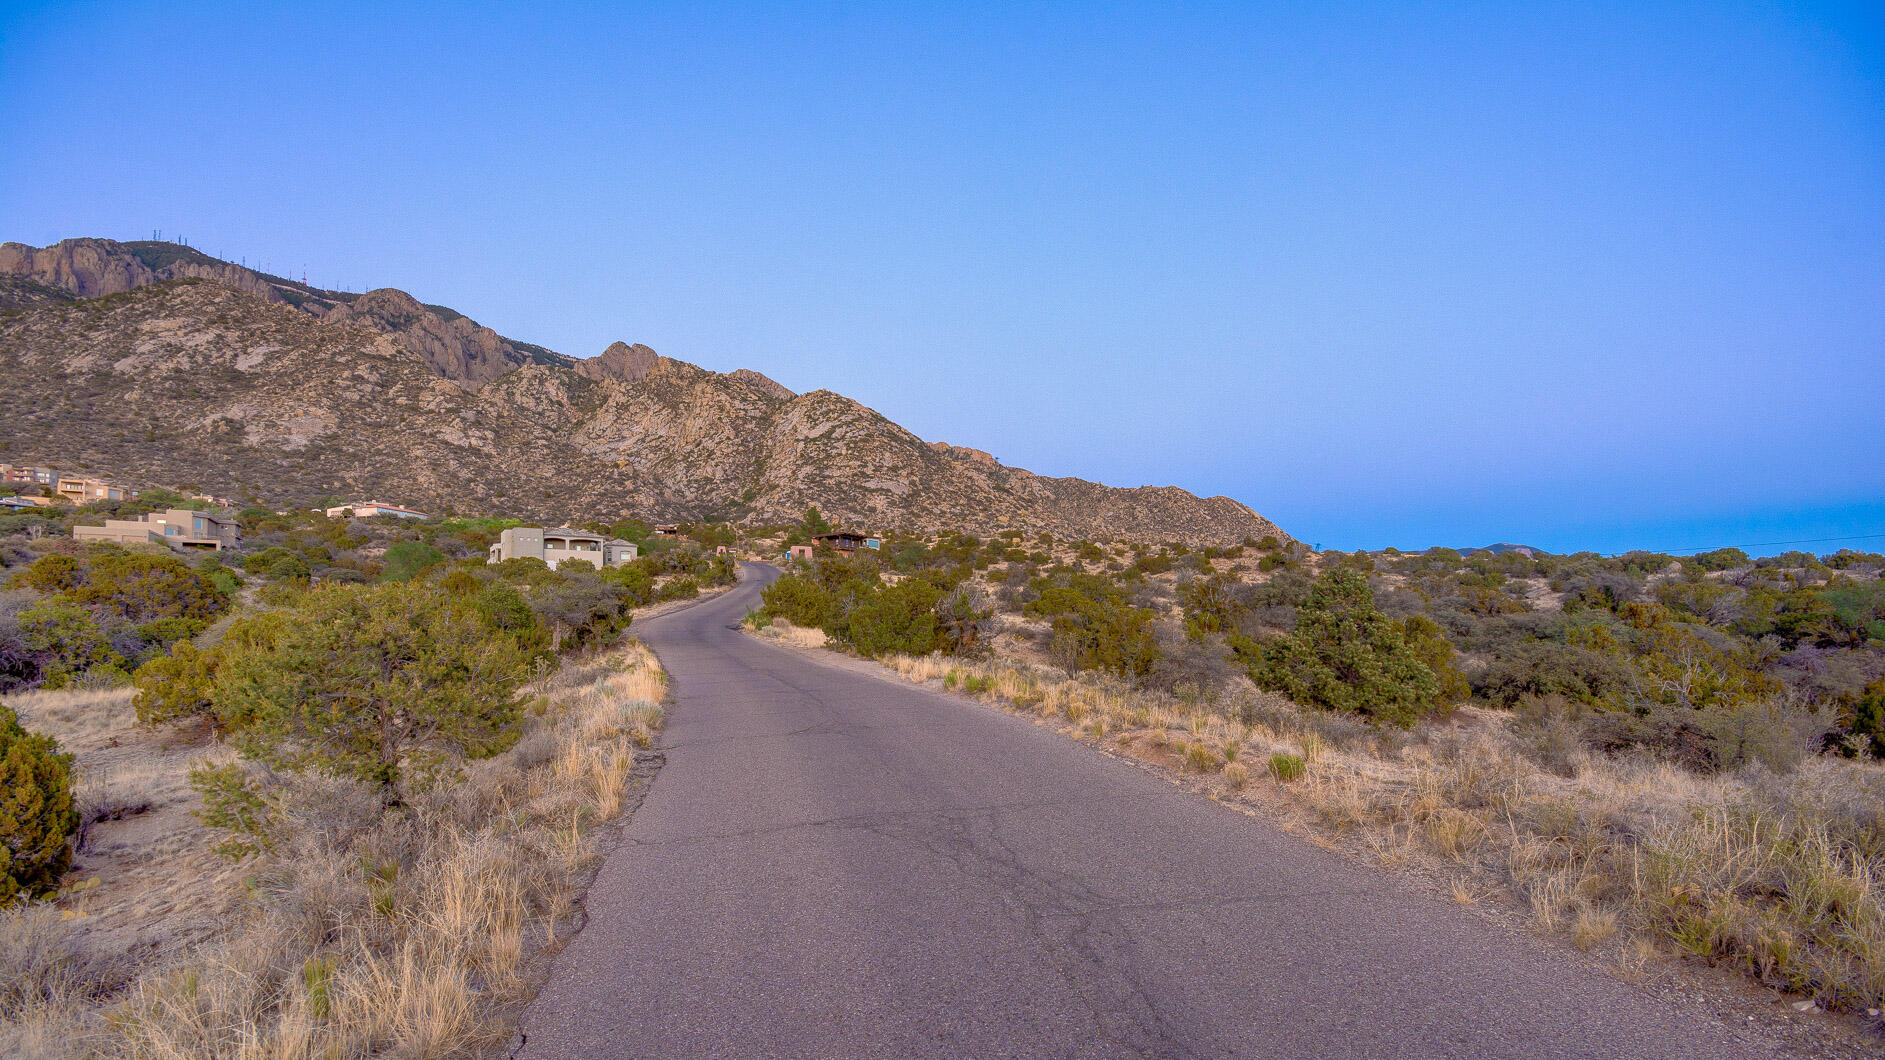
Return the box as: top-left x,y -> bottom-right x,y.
753,530 -> 1885,1021
0,502 -> 727,1056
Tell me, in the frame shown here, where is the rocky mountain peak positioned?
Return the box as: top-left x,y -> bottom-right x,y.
575,341 -> 660,383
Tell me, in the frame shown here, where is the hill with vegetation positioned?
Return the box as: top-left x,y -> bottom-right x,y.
0,240 -> 1285,546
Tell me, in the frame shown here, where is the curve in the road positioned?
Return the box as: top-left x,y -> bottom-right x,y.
520,562 -> 1780,1059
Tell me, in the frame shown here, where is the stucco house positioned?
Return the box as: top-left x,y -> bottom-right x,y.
326,501 -> 428,520
55,477 -> 134,504
487,527 -> 639,569
74,509 -> 239,551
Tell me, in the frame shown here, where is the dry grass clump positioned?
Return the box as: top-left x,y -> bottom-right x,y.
755,618 -> 828,649
0,641 -> 668,1057
875,647 -> 1885,1017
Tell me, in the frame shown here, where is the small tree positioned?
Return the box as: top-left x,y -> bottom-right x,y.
800,505 -> 832,538
0,703 -> 78,904
216,583 -> 526,808
1248,568 -> 1440,726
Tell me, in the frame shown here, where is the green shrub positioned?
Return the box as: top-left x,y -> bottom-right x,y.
0,704 -> 78,903
830,580 -> 945,657
658,577 -> 699,602
379,541 -> 446,583
761,575 -> 836,628
1185,741 -> 1222,773
133,641 -> 221,728
188,762 -> 281,859
1267,752 -> 1306,782
1244,568 -> 1440,727
135,615 -> 204,647
67,552 -> 227,624
1048,597 -> 1160,679
217,582 -> 527,808
18,599 -> 120,688
5,555 -> 81,593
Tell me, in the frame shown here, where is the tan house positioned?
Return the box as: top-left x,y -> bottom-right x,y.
487,527 -> 638,569
74,509 -> 239,551
55,477 -> 133,504
787,544 -> 815,562
326,501 -> 428,520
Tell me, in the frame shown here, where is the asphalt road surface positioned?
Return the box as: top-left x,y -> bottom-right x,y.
520,562 -> 1780,1059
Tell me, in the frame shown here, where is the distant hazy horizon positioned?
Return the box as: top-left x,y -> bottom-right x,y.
3,2 -> 1879,555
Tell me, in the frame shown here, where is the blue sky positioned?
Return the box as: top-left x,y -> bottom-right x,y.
2,1 -> 1880,554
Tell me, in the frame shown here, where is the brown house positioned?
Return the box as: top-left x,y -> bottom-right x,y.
815,531 -> 867,552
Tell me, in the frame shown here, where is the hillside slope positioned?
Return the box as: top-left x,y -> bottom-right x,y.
0,259 -> 1286,544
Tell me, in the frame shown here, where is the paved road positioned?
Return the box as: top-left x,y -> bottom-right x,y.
521,563 -> 1778,1059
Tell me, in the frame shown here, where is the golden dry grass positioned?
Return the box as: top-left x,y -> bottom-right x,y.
0,640 -> 669,1058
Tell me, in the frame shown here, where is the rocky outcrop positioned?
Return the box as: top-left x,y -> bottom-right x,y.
725,368 -> 794,400
574,341 -> 660,383
931,441 -> 997,466
0,279 -> 1289,545
0,238 -> 562,389
323,288 -> 520,386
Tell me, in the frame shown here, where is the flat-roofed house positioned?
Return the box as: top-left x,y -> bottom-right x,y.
73,509 -> 239,551
487,527 -> 638,569
326,501 -> 428,520
55,477 -> 132,504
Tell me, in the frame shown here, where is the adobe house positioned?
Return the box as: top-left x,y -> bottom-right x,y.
326,501 -> 428,520
74,509 -> 239,551
488,527 -> 638,569
787,544 -> 814,562
815,531 -> 867,552
55,477 -> 133,504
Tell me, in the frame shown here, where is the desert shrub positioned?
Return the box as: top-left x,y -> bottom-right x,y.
187,762 -> 282,859
217,582 -> 528,807
1178,570 -> 1244,636
17,599 -> 119,688
439,568 -> 480,597
601,561 -> 656,603
934,585 -> 993,653
529,570 -> 632,650
379,540 -> 445,582
829,580 -> 946,657
657,576 -> 700,601
4,555 -> 81,593
133,640 -> 221,728
1145,633 -> 1236,698
761,574 -> 836,628
1240,568 -> 1441,727
1511,694 -> 1593,777
0,704 -> 78,904
1471,636 -> 1634,708
1048,596 -> 1160,679
133,615 -> 203,648
1841,678 -> 1885,759
244,547 -> 310,582
66,552 -> 226,624
1400,614 -> 1469,705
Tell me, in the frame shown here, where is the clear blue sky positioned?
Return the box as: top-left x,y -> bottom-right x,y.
3,2 -> 1880,554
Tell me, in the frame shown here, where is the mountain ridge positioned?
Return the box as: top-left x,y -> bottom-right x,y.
0,240 -> 1288,545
